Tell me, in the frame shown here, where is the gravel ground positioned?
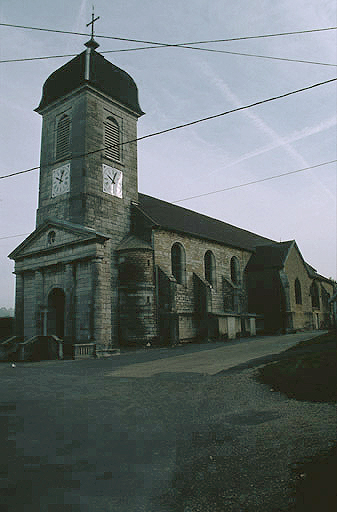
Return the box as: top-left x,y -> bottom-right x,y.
0,336 -> 336,511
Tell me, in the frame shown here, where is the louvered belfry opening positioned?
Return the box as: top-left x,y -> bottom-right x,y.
56,114 -> 71,161
104,116 -> 120,161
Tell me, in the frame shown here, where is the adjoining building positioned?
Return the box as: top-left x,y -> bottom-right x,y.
8,38 -> 335,355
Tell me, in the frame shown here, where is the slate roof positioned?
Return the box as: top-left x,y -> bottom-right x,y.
36,50 -> 144,115
245,241 -> 294,270
116,235 -> 152,252
137,193 -> 276,252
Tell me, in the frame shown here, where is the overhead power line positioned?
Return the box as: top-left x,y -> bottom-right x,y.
103,47 -> 337,67
1,23 -> 336,66
0,233 -> 30,241
1,22 -> 336,45
1,47 -> 335,67
0,165 -> 40,179
172,160 -> 337,203
0,76 -> 336,181
1,159 -> 335,241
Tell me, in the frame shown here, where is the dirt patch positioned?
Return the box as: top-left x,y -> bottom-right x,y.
256,332 -> 337,403
256,331 -> 337,512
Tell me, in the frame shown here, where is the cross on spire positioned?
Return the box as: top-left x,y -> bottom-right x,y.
87,6 -> 100,38
85,7 -> 100,50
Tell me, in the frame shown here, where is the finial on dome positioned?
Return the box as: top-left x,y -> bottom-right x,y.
85,6 -> 100,50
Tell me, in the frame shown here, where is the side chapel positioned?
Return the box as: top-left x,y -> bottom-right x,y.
9,36 -> 335,355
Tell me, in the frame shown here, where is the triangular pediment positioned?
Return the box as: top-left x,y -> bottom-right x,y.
9,219 -> 110,260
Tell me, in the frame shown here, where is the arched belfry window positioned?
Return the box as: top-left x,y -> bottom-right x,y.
295,278 -> 302,304
230,256 -> 240,285
56,114 -> 71,161
205,250 -> 216,287
104,116 -> 120,161
310,281 -> 320,309
171,242 -> 186,285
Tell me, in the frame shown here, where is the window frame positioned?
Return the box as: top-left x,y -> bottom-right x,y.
230,256 -> 240,285
104,115 -> 121,162
171,242 -> 186,285
294,278 -> 302,305
310,281 -> 320,309
55,113 -> 71,162
204,250 -> 216,288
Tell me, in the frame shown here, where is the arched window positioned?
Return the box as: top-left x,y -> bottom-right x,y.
104,116 -> 120,161
295,278 -> 302,304
223,278 -> 234,312
310,281 -> 320,309
56,114 -> 71,161
171,242 -> 186,285
204,250 -> 216,287
321,287 -> 330,310
47,231 -> 56,245
230,256 -> 240,285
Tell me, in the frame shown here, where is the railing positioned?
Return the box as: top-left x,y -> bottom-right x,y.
73,343 -> 96,358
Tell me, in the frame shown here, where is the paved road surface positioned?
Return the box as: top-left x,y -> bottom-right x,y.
109,332 -> 323,377
0,331 -> 335,511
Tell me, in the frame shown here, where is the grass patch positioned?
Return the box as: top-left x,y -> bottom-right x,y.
256,332 -> 337,403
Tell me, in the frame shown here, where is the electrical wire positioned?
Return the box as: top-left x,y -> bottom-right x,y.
0,233 -> 30,241
172,160 -> 337,203
1,76 -> 336,180
0,166 -> 40,179
1,22 -> 336,66
1,159 -> 335,241
0,22 -> 336,45
1,47 -> 335,67
102,47 -> 337,67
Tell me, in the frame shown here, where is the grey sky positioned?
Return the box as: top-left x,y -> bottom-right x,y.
0,0 -> 336,308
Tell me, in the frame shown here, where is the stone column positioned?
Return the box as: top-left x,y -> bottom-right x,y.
15,273 -> 24,338
64,263 -> 76,343
34,270 -> 44,335
91,257 -> 111,348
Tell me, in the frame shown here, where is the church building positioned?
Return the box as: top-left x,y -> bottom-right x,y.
9,36 -> 335,357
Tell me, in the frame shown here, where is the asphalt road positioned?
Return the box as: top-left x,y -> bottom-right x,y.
0,331 -> 336,511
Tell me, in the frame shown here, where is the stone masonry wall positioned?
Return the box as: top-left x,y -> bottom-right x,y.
284,245 -> 334,330
153,229 -> 253,340
14,236 -> 113,345
118,248 -> 157,344
153,228 -> 251,311
34,85 -> 142,345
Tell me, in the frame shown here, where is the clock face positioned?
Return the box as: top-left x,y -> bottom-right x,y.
102,165 -> 123,198
52,164 -> 70,197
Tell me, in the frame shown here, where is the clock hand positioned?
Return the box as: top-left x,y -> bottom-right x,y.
108,172 -> 118,184
55,170 -> 65,183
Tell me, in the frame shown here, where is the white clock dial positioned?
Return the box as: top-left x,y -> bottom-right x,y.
52,164 -> 70,197
102,165 -> 123,198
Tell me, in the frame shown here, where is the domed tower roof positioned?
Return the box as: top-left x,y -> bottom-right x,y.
35,47 -> 144,116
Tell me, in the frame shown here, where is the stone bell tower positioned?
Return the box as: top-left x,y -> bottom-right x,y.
9,30 -> 145,351
35,35 -> 144,237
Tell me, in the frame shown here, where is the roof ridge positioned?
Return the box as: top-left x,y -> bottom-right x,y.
138,192 -> 275,250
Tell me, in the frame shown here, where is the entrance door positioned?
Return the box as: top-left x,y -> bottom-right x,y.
48,288 -> 65,338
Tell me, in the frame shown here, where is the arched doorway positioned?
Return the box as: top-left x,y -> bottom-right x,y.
48,288 -> 65,338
